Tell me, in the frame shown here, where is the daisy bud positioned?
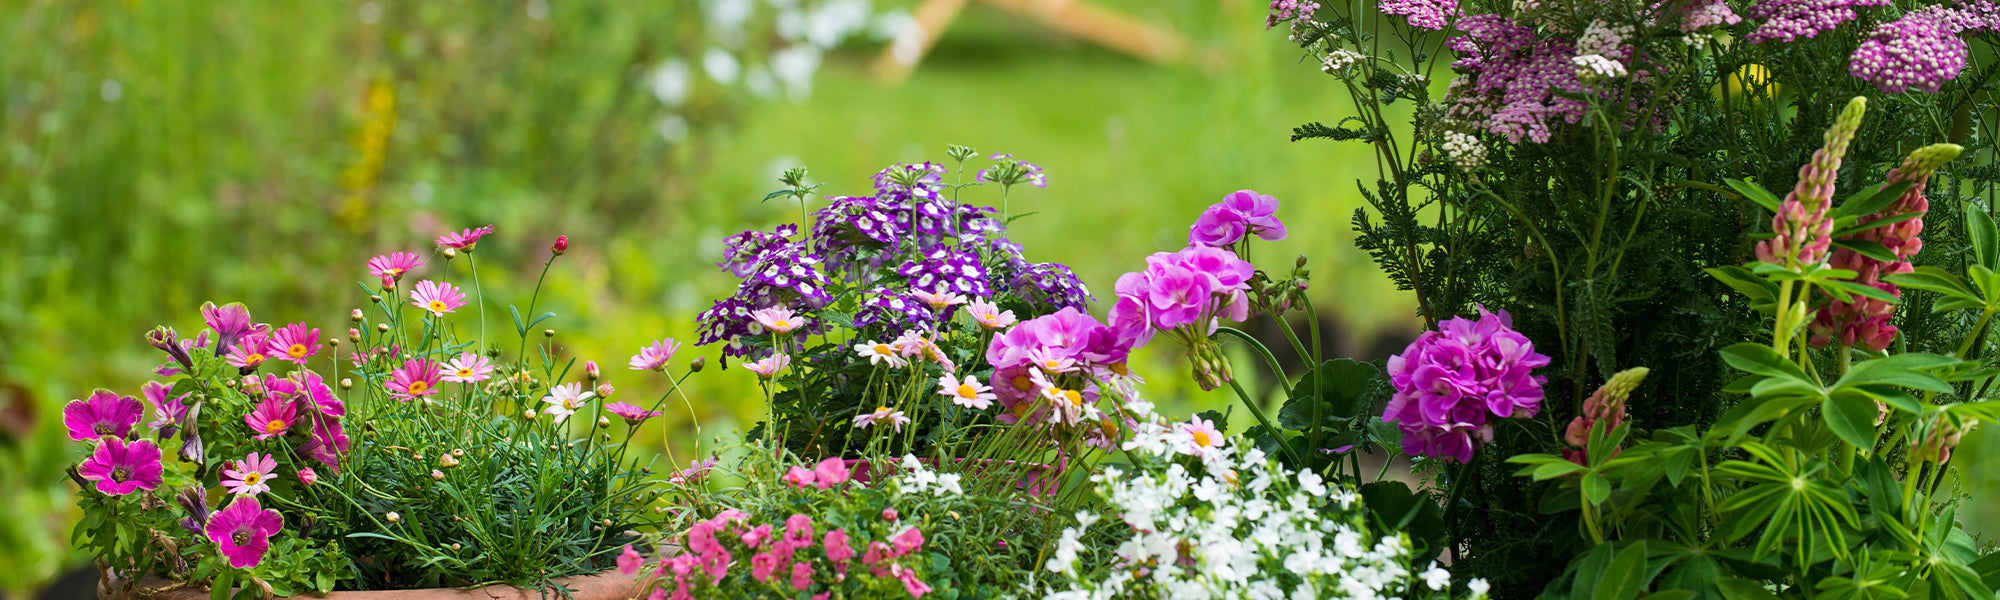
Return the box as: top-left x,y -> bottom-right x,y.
385,512 -> 401,523
439,454 -> 460,468
596,382 -> 615,398
370,294 -> 383,304
690,356 -> 707,373
544,329 -> 556,338
431,469 -> 445,480
224,379 -> 238,389
551,235 -> 569,255
597,416 -> 612,429
442,247 -> 458,260
451,448 -> 465,457
412,453 -> 425,461
351,309 -> 365,322
377,323 -> 391,333
381,277 -> 396,290
585,361 -> 601,381
340,378 -> 353,390
348,328 -> 362,343
623,530 -> 640,537
298,468 -> 318,485
883,508 -> 899,521
324,339 -> 339,349
523,409 -> 537,421
451,543 -> 462,550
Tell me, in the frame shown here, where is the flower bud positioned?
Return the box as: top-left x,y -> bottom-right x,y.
451,543 -> 462,550
377,323 -> 391,333
439,454 -> 460,469
442,247 -> 458,260
552,235 -> 569,255
431,469 -> 445,480
224,379 -> 238,389
690,355 -> 707,373
370,294 -> 383,304
596,382 -> 616,398
523,409 -> 537,421
381,277 -> 396,290
298,468 -> 319,485
585,361 -> 601,382
340,378 -> 353,390
544,329 -> 555,338
882,508 -> 899,521
385,512 -> 401,523
451,448 -> 465,458
349,328 -> 362,343
351,309 -> 365,322
597,416 -> 612,429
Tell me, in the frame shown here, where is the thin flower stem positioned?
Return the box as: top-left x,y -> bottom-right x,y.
1226,378 -> 1302,465
515,255 -> 559,363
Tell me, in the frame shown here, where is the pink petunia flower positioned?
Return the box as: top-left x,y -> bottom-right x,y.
410,280 -> 468,316
436,225 -> 495,251
64,390 -> 144,441
206,495 -> 284,568
852,406 -> 911,431
782,465 -> 818,489
749,306 -> 804,334
367,252 -> 423,282
812,457 -> 850,489
266,322 -> 322,365
140,381 -> 190,432
937,374 -> 995,410
890,526 -> 925,557
78,437 -> 164,495
244,395 -> 298,440
891,563 -> 933,598
222,452 -> 280,496
441,352 -> 494,383
617,545 -> 644,576
790,562 -> 813,590
823,528 -> 856,563
386,359 -> 443,401
541,382 -> 595,423
201,301 -> 259,354
605,402 -> 662,424
628,338 -> 681,371
784,514 -> 814,546
744,354 -> 791,378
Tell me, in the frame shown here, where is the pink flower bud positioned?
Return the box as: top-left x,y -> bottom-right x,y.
595,382 -> 615,398
585,360 -> 601,381
298,468 -> 318,486
882,508 -> 899,521
551,235 -> 569,255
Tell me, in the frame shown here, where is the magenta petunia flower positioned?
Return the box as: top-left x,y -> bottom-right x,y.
628,338 -> 681,371
202,301 -> 258,354
605,402 -> 662,424
206,495 -> 284,569
222,452 -> 280,496
386,359 -> 443,401
77,437 -> 164,495
441,352 -> 495,383
244,395 -> 298,441
436,225 -> 495,251
1188,189 -> 1288,248
64,389 -> 144,441
300,418 -> 350,473
367,252 -> 423,282
410,280 -> 467,316
265,322 -> 322,365
140,381 -> 190,432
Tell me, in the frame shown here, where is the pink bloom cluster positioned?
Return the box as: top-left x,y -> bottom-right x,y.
1266,0 -> 1322,28
1443,15 -> 1590,144
630,502 -> 934,599
986,307 -> 1141,426
1754,98 -> 1865,269
1382,307 -> 1550,463
1108,246 -> 1256,342
1678,0 -> 1742,32
1812,144 -> 1960,351
248,370 -> 352,472
1188,190 -> 1288,249
1744,0 -> 1888,43
1849,1 -> 2000,93
1380,0 -> 1459,30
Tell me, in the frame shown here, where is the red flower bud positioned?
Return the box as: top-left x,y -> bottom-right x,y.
552,235 -> 569,256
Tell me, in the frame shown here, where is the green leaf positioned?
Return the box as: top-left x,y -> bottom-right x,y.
1724,178 -> 1782,213
1583,472 -> 1612,506
1358,481 -> 1446,560
1719,343 -> 1811,382
1592,542 -> 1652,600
212,571 -> 233,600
761,188 -> 794,203
1834,211 -> 1922,238
1831,180 -> 1915,221
1831,239 -> 1899,262
1817,279 -> 1900,304
1822,393 -> 1880,450
1714,577 -> 1782,600
509,305 -> 527,337
1973,207 -> 1999,272
1885,266 -> 1980,304
1706,266 -> 1780,311
1287,358 -> 1380,422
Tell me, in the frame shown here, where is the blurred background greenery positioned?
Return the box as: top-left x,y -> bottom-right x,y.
7,0 -> 1999,597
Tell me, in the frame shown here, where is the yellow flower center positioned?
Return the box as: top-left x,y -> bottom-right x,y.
456,368 -> 473,377
1013,376 -> 1033,391
956,384 -> 978,399
1110,363 -> 1130,376
266,420 -> 287,433
246,353 -> 265,364
874,344 -> 893,356
242,472 -> 262,485
1193,431 -> 1213,447
287,344 -> 309,358
565,398 -> 581,410
429,300 -> 449,313
1011,402 -> 1033,418
773,319 -> 791,329
1063,390 -> 1084,405
1044,360 -> 1062,369
1100,419 -> 1118,436
407,381 -> 430,396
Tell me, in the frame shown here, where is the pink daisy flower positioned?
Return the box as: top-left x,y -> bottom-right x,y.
1180,415 -> 1227,456
385,358 -> 442,401
225,329 -> 273,370
266,322 -> 321,365
436,225 -> 495,251
668,456 -> 718,485
77,437 -> 164,495
750,306 -> 804,334
911,290 -> 967,311
63,389 -> 144,441
222,452 -> 280,496
628,338 -> 681,371
410,280 -> 467,316
541,382 -> 595,423
441,352 -> 494,383
605,402 -> 663,424
852,406 -> 911,431
244,395 -> 298,440
853,341 -> 909,368
206,495 -> 283,568
937,374 -> 995,410
745,353 -> 791,378
367,252 -> 423,282
966,298 -> 1017,330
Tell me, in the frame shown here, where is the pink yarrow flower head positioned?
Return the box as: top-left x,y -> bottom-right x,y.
442,352 -> 495,383
367,252 -> 423,282
745,353 -> 791,378
1189,190 -> 1288,249
64,390 -> 144,441
938,373 -> 996,409
541,382 -> 596,423
1847,4 -> 1996,93
206,495 -> 284,568
266,322 -> 322,365
605,402 -> 663,424
750,306 -> 804,334
1745,0 -> 1889,43
812,456 -> 851,489
410,280 -> 468,316
222,452 -> 280,496
853,406 -> 912,431
628,338 -> 681,371
1266,0 -> 1322,28
966,298 -> 1017,330
1382,306 -> 1551,463
436,225 -> 495,251
78,437 -> 164,495
244,395 -> 298,440
1379,0 -> 1459,30
386,358 -> 443,401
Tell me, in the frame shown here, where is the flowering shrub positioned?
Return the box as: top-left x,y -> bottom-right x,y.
74,229 -> 701,594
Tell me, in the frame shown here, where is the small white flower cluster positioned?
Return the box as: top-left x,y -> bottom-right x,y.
1440,131 -> 1487,172
1571,54 -> 1628,81
1322,49 -> 1367,74
892,454 -> 964,497
1041,430 -> 1487,600
1575,20 -> 1634,57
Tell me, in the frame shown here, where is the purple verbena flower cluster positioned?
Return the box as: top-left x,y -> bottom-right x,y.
1849,1 -> 2000,93
1381,307 -> 1551,463
1380,0 -> 1459,30
854,288 -> 938,331
898,244 -> 991,298
1743,0 -> 1888,43
697,228 -> 834,354
1444,15 -> 1591,143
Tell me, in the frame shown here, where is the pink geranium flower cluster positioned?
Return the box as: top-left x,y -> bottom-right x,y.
985,307 -> 1142,426
1187,189 -> 1288,249
1381,306 -> 1550,463
627,498 -> 936,599
1108,246 -> 1256,343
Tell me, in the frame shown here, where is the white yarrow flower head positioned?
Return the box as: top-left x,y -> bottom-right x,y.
541,382 -> 595,423
1572,53 -> 1629,80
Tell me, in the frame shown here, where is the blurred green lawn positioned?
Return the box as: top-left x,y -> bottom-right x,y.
7,0 -> 1997,596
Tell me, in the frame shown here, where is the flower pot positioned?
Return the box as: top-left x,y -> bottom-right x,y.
98,569 -> 648,600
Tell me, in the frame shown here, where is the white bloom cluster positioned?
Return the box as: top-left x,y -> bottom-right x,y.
1440,131 -> 1487,172
1322,49 -> 1367,74
1575,20 -> 1634,57
1043,429 -> 1487,600
892,454 -> 964,497
1571,53 -> 1629,81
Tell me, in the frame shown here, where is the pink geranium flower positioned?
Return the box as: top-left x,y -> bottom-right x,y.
617,545 -> 644,575
386,359 -> 443,401
441,352 -> 494,383
627,338 -> 681,371
436,225 -> 495,251
410,280 -> 468,316
1188,189 -> 1288,247
812,457 -> 850,489
244,395 -> 298,440
78,437 -> 164,495
266,322 -> 321,365
750,306 -> 804,334
206,496 -> 284,568
367,252 -> 423,282
605,402 -> 662,424
222,452 -> 280,496
64,390 -> 144,441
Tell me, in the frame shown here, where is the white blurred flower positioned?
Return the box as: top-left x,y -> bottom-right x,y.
704,0 -> 754,35
770,45 -> 822,101
99,79 -> 122,103
656,114 -> 689,144
744,65 -> 778,99
805,0 -> 872,48
649,59 -> 691,106
703,48 -> 741,85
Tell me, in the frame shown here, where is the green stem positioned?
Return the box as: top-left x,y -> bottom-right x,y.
1226,378 -> 1302,465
